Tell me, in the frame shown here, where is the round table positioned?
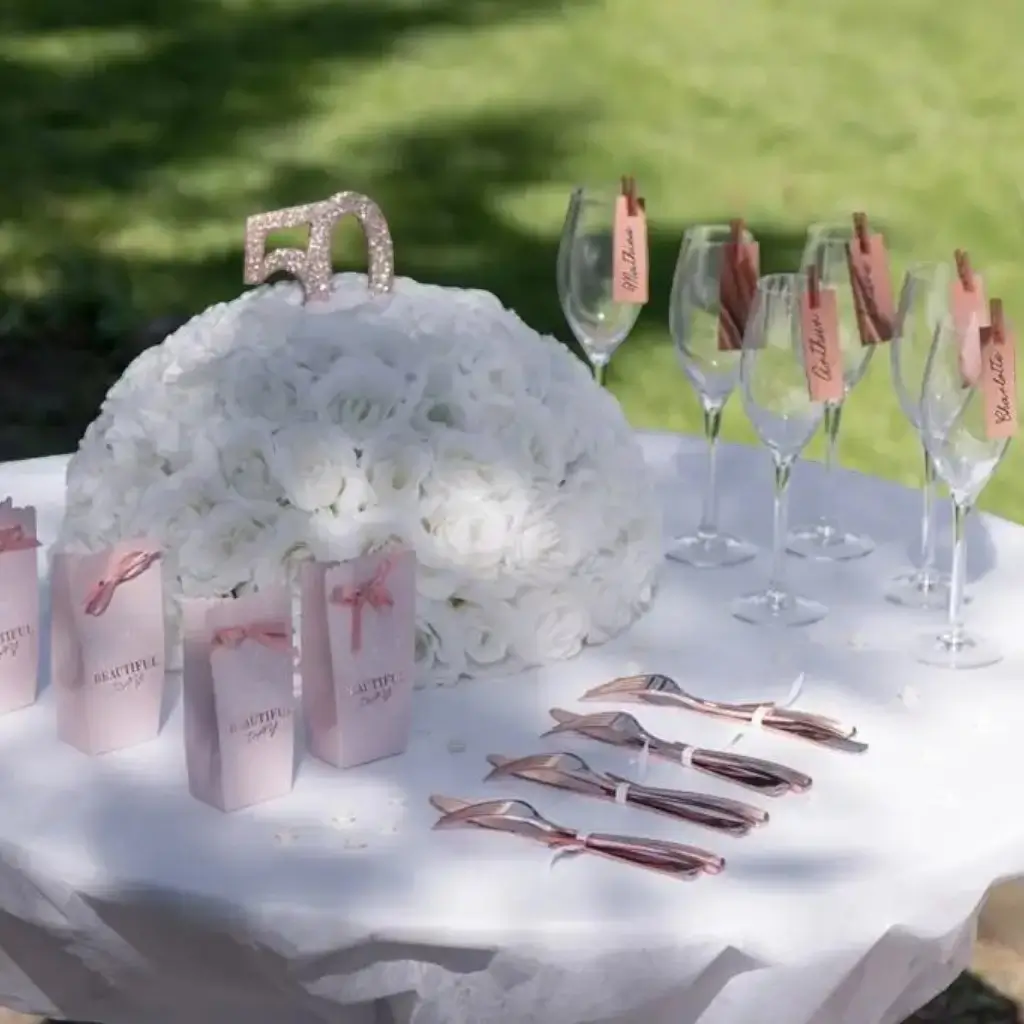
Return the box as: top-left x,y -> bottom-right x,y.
2,431 -> 1024,1024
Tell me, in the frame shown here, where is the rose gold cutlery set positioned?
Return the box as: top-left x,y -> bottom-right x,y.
430,673 -> 867,880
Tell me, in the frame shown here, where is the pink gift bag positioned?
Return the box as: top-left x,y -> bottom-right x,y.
50,539 -> 165,755
0,499 -> 41,715
300,546 -> 416,769
182,586 -> 295,812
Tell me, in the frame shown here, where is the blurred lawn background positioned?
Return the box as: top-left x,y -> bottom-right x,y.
1,0 -> 1022,518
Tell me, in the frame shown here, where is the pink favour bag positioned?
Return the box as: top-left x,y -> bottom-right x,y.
0,499 -> 41,714
50,539 -> 165,755
300,547 -> 416,769
182,587 -> 295,812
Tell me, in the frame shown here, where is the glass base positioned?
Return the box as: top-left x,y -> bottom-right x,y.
915,629 -> 1002,670
731,587 -> 828,628
666,530 -> 757,569
787,522 -> 874,562
885,569 -> 951,610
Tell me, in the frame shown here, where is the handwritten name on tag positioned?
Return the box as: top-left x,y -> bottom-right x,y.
612,176 -> 649,305
980,299 -> 1018,440
800,269 -> 844,402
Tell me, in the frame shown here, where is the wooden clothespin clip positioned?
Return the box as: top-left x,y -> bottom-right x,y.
807,265 -> 821,308
621,176 -> 640,217
954,249 -> 974,292
990,298 -> 1005,343
852,212 -> 871,255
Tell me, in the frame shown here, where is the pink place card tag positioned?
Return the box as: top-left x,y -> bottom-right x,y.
50,539 -> 165,755
612,176 -> 649,305
182,586 -> 295,812
951,249 -> 988,387
0,500 -> 41,715
979,299 -> 1018,440
300,546 -> 416,769
800,268 -> 844,402
717,218 -> 760,351
846,212 -> 896,345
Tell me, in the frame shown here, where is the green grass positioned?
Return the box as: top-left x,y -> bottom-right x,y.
2,0 -> 1023,516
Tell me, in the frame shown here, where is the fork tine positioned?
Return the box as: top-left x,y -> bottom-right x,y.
484,752 -> 559,780
548,707 -> 579,724
580,675 -> 650,700
429,794 -> 472,816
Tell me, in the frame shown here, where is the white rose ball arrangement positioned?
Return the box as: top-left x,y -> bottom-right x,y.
59,274 -> 663,684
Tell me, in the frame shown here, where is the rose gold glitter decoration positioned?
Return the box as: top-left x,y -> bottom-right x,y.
243,191 -> 394,303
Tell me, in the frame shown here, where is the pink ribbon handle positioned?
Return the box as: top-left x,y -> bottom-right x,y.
328,558 -> 394,653
0,525 -> 40,554
84,550 -> 162,617
213,621 -> 292,652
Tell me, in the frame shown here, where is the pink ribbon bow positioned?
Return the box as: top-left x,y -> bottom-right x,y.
212,622 -> 292,653
0,525 -> 40,553
329,559 -> 394,653
84,550 -> 162,617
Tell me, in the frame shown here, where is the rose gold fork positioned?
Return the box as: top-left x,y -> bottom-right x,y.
485,752 -> 767,835
543,708 -> 812,796
430,795 -> 724,878
581,674 -> 867,753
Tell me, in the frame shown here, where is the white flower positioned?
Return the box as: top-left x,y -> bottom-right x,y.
58,273 -> 663,682
512,589 -> 591,664
265,423 -> 357,513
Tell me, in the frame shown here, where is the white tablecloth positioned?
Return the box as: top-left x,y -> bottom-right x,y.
2,431 -> 1024,1024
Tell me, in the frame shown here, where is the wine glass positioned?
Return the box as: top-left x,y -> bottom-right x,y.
787,223 -> 875,561
557,187 -> 644,386
887,263 -> 953,609
667,225 -> 758,568
916,313 -> 1011,668
732,274 -> 828,627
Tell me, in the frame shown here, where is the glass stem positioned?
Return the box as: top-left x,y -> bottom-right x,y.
946,500 -> 969,645
819,400 -> 843,527
697,402 -> 724,536
592,361 -> 607,388
919,445 -> 937,575
768,458 -> 792,595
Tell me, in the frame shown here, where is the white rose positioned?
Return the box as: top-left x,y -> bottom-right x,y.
220,352 -> 303,424
266,424 -> 358,512
175,502 -> 273,596
513,590 -> 590,663
458,600 -> 511,666
419,598 -> 468,679
419,484 -> 515,575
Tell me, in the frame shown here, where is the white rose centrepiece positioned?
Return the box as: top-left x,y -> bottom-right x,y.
59,274 -> 663,685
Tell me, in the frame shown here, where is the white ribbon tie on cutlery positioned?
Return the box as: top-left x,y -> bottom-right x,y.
728,672 -> 805,748
614,782 -> 631,805
679,746 -> 695,768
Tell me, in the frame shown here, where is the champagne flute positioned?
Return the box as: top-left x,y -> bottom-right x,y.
557,186 -> 644,386
787,223 -> 875,561
916,309 -> 1011,669
732,274 -> 828,627
667,224 -> 758,568
887,263 -> 953,609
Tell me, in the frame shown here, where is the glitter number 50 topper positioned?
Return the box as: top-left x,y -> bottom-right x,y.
243,191 -> 395,304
